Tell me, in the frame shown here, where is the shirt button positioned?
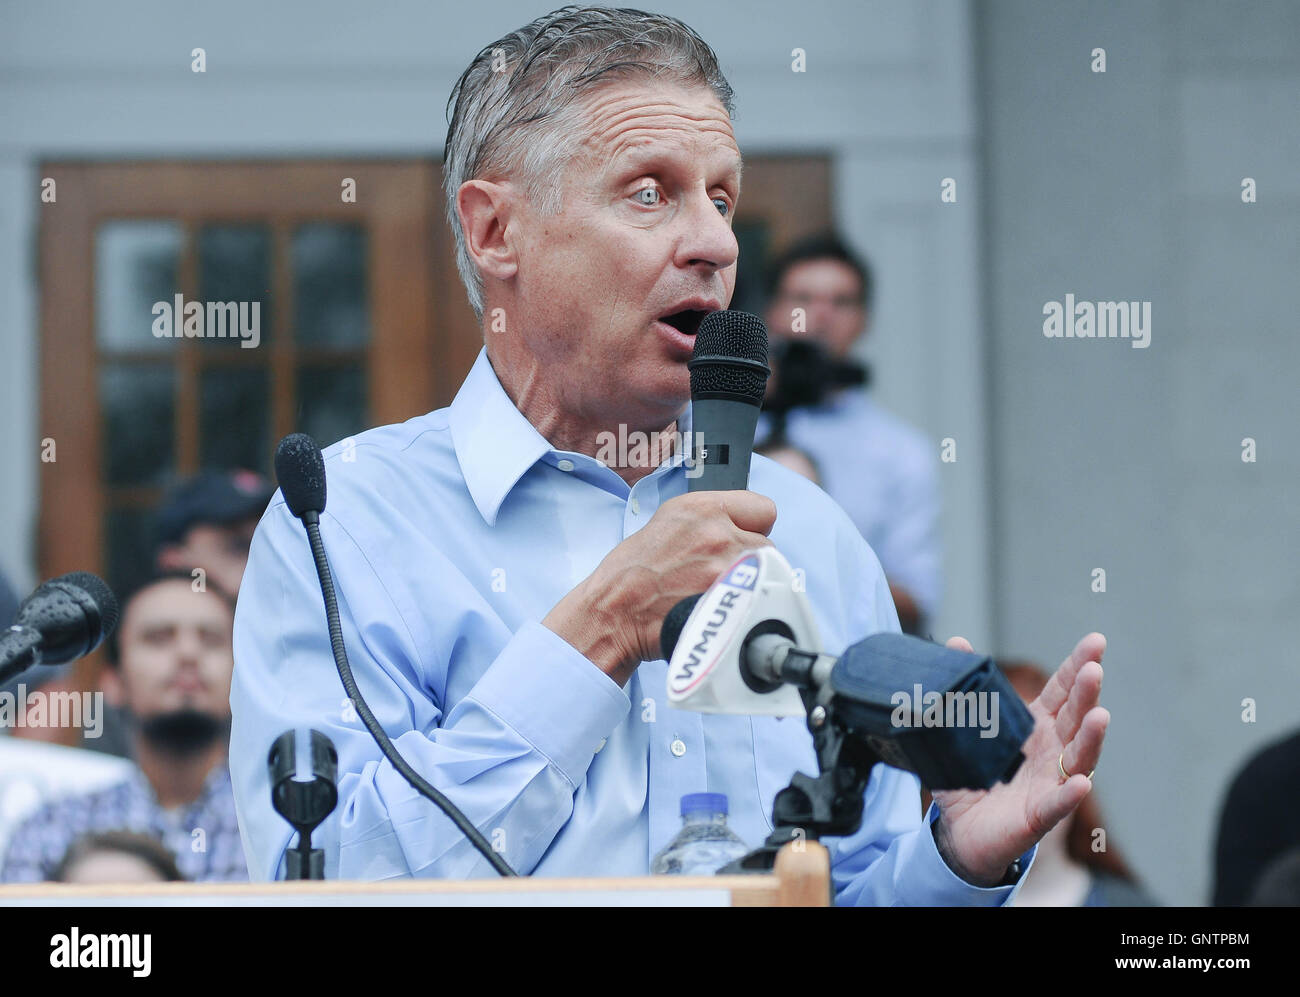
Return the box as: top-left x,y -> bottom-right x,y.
595,738 -> 607,753
557,459 -> 575,472
630,497 -> 641,515
670,738 -> 687,757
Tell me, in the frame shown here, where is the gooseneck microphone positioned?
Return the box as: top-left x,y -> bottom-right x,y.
687,311 -> 771,491
273,433 -> 516,877
274,432 -> 327,524
0,572 -> 120,685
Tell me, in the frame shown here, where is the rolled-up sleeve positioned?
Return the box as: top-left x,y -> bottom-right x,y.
827,773 -> 1037,906
229,498 -> 629,882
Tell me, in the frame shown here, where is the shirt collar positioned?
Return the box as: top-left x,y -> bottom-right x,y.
449,348 -> 694,525
449,349 -> 559,526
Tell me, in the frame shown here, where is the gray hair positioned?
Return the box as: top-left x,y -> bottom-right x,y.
442,5 -> 736,320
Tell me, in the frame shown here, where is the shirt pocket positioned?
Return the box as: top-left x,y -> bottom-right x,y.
749,715 -> 819,834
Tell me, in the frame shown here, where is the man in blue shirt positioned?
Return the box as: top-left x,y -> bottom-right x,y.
230,6 -> 1109,903
757,233 -> 941,635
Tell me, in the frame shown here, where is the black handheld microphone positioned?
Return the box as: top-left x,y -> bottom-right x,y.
0,572 -> 120,685
687,311 -> 771,491
272,433 -> 516,877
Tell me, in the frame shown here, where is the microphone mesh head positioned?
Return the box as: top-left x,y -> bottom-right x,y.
55,571 -> 120,637
689,311 -> 770,404
274,433 -> 327,519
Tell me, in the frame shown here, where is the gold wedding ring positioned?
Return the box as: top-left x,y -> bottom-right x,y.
1059,752 -> 1094,782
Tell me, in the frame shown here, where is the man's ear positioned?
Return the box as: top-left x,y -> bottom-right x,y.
457,179 -> 520,283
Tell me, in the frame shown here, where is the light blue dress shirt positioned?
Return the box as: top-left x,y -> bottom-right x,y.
757,389 -> 942,620
230,348 -> 1032,903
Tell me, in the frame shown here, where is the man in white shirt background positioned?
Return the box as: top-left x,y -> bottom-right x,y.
758,232 -> 941,637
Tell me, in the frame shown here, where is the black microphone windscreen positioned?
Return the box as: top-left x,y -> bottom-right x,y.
53,572 -> 119,638
689,311 -> 770,405
275,433 -> 327,519
11,571 -> 120,664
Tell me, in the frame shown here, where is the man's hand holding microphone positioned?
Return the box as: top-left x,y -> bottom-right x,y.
543,490 -> 776,688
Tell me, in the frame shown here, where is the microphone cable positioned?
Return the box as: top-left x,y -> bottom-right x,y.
275,433 -> 517,877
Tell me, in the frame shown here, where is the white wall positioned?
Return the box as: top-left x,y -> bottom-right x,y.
979,0 -> 1300,905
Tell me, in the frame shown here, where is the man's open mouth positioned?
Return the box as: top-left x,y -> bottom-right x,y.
657,309 -> 710,336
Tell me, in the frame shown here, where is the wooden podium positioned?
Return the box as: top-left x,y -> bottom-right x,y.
0,842 -> 830,907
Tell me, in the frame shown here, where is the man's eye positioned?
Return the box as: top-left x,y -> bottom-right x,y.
630,186 -> 729,217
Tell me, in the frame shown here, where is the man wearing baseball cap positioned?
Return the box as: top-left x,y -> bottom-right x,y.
155,470 -> 274,600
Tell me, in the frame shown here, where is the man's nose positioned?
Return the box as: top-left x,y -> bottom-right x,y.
807,300 -> 836,335
173,628 -> 203,666
676,192 -> 738,272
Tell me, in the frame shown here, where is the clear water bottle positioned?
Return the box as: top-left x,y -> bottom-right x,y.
651,792 -> 750,875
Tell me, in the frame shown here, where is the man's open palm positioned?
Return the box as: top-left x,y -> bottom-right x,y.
931,633 -> 1111,884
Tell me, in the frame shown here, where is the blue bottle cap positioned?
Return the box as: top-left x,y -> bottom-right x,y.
681,792 -> 728,817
